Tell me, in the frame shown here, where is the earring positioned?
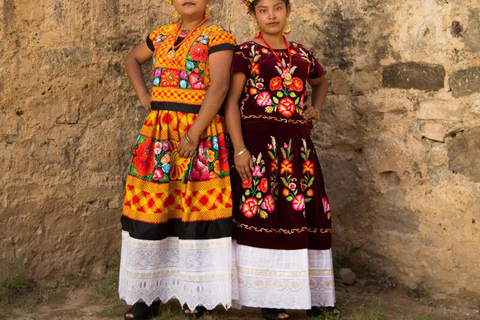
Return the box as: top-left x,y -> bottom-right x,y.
284,20 -> 291,35
254,22 -> 260,38
173,9 -> 179,23
205,4 -> 210,19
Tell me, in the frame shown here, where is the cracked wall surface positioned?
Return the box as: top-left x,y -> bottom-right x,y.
1,0 -> 479,305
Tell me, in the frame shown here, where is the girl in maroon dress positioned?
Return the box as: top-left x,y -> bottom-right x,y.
225,0 -> 339,319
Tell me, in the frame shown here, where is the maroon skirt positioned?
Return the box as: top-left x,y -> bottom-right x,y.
231,121 -> 332,251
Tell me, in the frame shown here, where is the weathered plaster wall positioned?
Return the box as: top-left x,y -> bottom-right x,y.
1,0 -> 479,305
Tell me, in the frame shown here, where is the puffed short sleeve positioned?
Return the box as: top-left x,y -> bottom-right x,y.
307,50 -> 325,79
231,45 -> 251,77
146,28 -> 162,52
208,29 -> 237,54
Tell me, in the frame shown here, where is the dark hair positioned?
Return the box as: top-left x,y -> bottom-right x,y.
250,0 -> 290,13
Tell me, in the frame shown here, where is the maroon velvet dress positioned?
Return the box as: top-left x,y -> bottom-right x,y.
230,41 -> 336,309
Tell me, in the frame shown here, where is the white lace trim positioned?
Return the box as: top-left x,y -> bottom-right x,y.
118,231 -> 233,310
232,242 -> 336,309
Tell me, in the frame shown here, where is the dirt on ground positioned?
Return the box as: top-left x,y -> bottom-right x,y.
2,271 -> 479,320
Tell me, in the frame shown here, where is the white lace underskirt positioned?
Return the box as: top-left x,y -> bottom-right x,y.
232,242 -> 336,309
118,231 -> 233,310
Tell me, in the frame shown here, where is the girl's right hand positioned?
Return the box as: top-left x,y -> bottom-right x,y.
141,94 -> 152,113
234,150 -> 254,181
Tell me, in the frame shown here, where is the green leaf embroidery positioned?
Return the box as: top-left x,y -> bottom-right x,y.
272,96 -> 279,104
286,196 -> 293,202
245,189 -> 251,196
307,177 -> 315,187
256,192 -> 262,199
281,177 -> 289,187
277,91 -> 284,98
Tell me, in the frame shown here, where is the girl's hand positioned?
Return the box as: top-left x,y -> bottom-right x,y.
140,94 -> 152,113
178,133 -> 199,158
234,150 -> 254,181
303,103 -> 320,121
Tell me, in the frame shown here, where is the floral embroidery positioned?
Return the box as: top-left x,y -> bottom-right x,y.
132,136 -> 156,178
299,139 -> 315,204
267,136 -> 279,201
239,153 -> 275,219
161,69 -> 180,87
129,134 -> 228,183
190,43 -> 208,62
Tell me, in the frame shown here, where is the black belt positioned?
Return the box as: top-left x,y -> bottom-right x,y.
150,101 -> 224,116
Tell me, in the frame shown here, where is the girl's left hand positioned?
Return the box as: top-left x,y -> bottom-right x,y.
303,103 -> 320,121
178,134 -> 199,158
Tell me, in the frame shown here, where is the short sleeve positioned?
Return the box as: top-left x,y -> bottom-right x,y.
231,47 -> 251,77
146,28 -> 162,52
208,30 -> 237,54
307,51 -> 325,79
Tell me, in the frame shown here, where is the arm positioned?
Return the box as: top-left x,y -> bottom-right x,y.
303,75 -> 328,120
224,72 -> 254,181
177,49 -> 234,158
124,42 -> 154,112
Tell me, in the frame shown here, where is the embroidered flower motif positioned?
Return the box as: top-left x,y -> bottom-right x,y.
292,194 -> 305,211
280,159 -> 293,174
212,136 -> 218,150
154,69 -> 162,78
133,138 -> 155,177
154,142 -> 163,155
265,106 -> 274,113
161,154 -> 171,165
160,69 -> 180,87
250,87 -> 258,95
242,178 -> 253,188
162,141 -> 169,151
153,168 -> 164,181
269,76 -> 283,91
256,91 -> 273,107
289,77 -> 304,92
206,150 -> 215,162
189,73 -> 207,90
302,160 -> 314,175
252,165 -> 264,177
214,160 -> 221,175
289,182 -> 296,191
258,178 -> 268,193
271,157 -> 278,172
169,149 -> 190,180
190,157 -> 209,180
251,63 -> 260,75
277,97 -> 296,118
261,194 -> 276,213
282,188 -> 289,197
322,197 -> 331,214
190,43 -> 208,62
242,197 -> 259,218
307,189 -> 314,197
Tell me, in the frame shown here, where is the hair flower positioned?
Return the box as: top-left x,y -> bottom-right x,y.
167,0 -> 173,4
240,0 -> 255,12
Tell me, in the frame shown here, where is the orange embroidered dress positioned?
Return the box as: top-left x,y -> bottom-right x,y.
119,24 -> 236,309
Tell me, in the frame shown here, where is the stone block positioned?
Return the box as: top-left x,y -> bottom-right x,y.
463,9 -> 480,53
329,70 -> 351,95
421,122 -> 448,142
382,62 -> 445,91
416,99 -> 466,121
351,71 -> 382,93
447,127 -> 480,182
449,67 -> 480,98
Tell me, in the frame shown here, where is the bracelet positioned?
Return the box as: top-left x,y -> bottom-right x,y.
141,93 -> 150,102
183,131 -> 199,146
234,148 -> 248,157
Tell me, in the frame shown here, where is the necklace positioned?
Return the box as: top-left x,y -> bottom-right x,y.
258,32 -> 293,86
166,17 -> 208,61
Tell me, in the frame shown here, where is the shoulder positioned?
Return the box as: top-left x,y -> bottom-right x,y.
204,24 -> 237,46
149,24 -> 177,41
235,41 -> 256,54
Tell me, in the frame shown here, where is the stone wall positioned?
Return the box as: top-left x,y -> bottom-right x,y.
1,0 -> 479,305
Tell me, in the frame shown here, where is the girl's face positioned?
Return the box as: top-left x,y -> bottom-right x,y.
173,0 -> 208,19
252,0 -> 289,36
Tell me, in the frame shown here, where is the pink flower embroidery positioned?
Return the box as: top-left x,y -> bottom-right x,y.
252,165 -> 263,178
153,168 -> 164,181
189,73 -> 206,90
322,197 -> 330,214
256,91 -> 273,107
261,194 -> 276,213
292,194 -> 305,211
